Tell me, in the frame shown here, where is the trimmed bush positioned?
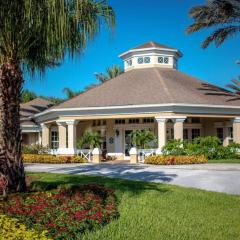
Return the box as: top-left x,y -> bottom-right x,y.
0,215 -> 50,239
22,144 -> 50,154
144,155 -> 207,165
23,154 -> 88,164
162,137 -> 240,160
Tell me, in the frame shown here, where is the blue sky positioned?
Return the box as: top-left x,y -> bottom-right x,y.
24,0 -> 239,99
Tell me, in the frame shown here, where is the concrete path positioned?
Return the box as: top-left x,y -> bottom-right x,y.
25,163 -> 240,195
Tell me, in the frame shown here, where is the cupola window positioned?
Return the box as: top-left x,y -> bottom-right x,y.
164,57 -> 169,64
158,57 -> 163,63
138,57 -> 144,64
127,59 -> 132,66
144,57 -> 151,63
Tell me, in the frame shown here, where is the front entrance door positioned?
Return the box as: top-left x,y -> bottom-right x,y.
125,130 -> 133,157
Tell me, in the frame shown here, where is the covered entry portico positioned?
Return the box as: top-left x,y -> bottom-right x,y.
39,113 -> 240,160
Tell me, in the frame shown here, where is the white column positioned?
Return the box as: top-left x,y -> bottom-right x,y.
67,120 -> 79,155
155,117 -> 168,153
56,121 -> 67,152
233,117 -> 240,143
40,123 -> 50,147
173,118 -> 186,140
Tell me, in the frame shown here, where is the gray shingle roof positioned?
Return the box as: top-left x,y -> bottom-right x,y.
53,68 -> 240,109
132,41 -> 177,51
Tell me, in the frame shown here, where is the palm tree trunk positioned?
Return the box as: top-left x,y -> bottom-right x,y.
0,62 -> 26,193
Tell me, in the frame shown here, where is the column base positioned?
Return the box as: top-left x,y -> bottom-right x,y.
156,148 -> 162,155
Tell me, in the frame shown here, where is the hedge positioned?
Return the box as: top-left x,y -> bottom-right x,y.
0,215 -> 50,240
144,155 -> 207,165
23,154 -> 88,164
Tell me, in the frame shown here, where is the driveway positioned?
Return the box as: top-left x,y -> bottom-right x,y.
25,163 -> 240,195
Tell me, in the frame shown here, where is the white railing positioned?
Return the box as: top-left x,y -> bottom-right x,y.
76,149 -> 93,162
137,149 -> 157,163
49,149 -> 59,155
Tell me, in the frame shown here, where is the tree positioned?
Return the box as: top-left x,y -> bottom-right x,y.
63,87 -> 83,99
95,64 -> 123,83
186,0 -> 240,48
130,130 -> 156,149
0,0 -> 115,193
77,131 -> 102,149
21,90 -> 37,103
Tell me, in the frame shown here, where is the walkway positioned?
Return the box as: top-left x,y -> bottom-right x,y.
25,163 -> 240,195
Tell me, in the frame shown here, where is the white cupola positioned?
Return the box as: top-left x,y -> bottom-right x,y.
119,41 -> 182,72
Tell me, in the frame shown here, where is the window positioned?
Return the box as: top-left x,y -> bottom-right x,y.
192,129 -> 200,140
158,56 -> 169,64
143,118 -> 154,123
51,131 -> 59,149
183,129 -> 188,140
228,127 -> 233,138
144,57 -> 151,63
115,119 -> 125,124
127,59 -> 132,66
164,57 -> 169,64
129,118 -> 140,124
191,118 -> 201,123
158,57 -> 163,63
138,57 -> 143,64
216,128 -> 224,142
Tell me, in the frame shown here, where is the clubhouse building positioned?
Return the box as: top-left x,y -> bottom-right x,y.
21,41 -> 240,160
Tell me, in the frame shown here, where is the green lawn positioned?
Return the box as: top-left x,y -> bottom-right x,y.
208,159 -> 240,163
28,173 -> 240,240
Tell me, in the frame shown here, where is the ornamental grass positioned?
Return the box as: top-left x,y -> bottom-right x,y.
144,155 -> 207,165
0,184 -> 119,239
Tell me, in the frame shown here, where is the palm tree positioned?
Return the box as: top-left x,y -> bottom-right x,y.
95,64 -> 123,83
0,0 -> 115,193
21,90 -> 37,103
130,130 -> 156,149
63,87 -> 83,99
186,0 -> 240,48
77,131 -> 102,149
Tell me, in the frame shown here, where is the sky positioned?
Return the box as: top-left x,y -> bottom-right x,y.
24,0 -> 240,99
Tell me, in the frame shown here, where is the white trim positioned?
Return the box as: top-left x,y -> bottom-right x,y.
35,103 -> 240,118
119,47 -> 180,58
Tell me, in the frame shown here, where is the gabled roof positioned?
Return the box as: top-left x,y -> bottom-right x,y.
132,41 -> 177,51
20,98 -> 54,123
52,68 -> 240,110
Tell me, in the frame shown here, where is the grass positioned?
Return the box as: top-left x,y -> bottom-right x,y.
27,172 -> 240,240
208,159 -> 240,163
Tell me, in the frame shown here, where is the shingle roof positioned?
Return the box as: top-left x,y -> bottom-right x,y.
132,41 -> 177,51
20,98 -> 54,118
53,68 -> 240,109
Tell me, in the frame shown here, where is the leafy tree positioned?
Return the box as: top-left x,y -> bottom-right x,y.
95,64 -> 123,83
130,130 -> 156,149
0,0 -> 115,193
186,0 -> 240,48
77,131 -> 102,149
21,90 -> 37,103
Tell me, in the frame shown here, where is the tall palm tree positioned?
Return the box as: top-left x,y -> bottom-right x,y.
186,0 -> 240,48
130,130 -> 156,149
95,64 -> 123,83
0,0 -> 115,193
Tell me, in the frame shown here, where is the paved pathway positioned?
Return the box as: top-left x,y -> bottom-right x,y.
25,163 -> 240,195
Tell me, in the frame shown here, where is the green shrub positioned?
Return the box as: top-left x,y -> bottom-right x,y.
162,139 -> 187,155
22,144 -> 49,154
145,155 -> 207,165
162,137 -> 240,160
23,154 -> 88,164
0,215 -> 50,239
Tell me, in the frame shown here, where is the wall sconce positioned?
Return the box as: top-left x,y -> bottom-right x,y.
115,129 -> 120,137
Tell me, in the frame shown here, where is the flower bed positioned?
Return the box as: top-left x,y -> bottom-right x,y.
23,154 -> 88,164
144,155 -> 207,165
0,184 -> 119,239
